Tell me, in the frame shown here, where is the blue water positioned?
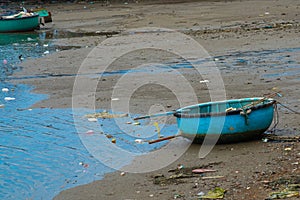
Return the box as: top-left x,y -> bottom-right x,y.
0,33 -> 178,200
0,83 -> 176,199
1,31 -> 299,200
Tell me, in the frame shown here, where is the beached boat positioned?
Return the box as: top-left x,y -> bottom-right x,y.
135,97 -> 276,143
0,13 -> 39,33
174,97 -> 276,143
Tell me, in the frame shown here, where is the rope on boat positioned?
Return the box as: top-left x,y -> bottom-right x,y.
268,101 -> 299,134
269,102 -> 279,133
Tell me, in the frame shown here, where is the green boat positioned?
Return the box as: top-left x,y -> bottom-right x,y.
0,14 -> 39,33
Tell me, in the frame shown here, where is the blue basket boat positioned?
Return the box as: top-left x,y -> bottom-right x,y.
0,13 -> 39,33
135,97 -> 276,144
174,98 -> 276,143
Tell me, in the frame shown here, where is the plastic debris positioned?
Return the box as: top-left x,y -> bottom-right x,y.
135,139 -> 144,144
79,162 -> 89,168
43,44 -> 49,47
85,112 -> 128,119
86,130 -> 94,135
133,122 -> 140,125
201,187 -> 226,199
19,55 -> 24,61
192,169 -> 216,174
0,104 -> 4,108
177,164 -> 184,170
262,138 -> 269,143
120,172 -> 126,176
111,98 -> 119,101
197,191 -> 205,196
111,138 -> 116,144
3,59 -> 7,65
83,163 -> 89,168
174,194 -> 184,199
87,118 -> 98,122
200,80 -> 209,83
267,185 -> 300,199
2,88 -> 9,92
284,147 -> 292,151
4,97 -> 15,101
202,176 -> 225,180
154,122 -> 161,137
44,50 -> 50,54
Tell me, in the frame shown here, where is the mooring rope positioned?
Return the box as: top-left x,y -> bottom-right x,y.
277,102 -> 300,114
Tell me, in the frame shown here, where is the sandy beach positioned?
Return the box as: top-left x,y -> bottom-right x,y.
11,0 -> 300,199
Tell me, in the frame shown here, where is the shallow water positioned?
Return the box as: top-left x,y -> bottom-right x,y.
0,83 -> 178,200
1,31 -> 299,200
0,33 -> 178,200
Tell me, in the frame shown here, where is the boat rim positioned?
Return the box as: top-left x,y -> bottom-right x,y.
174,97 -> 276,118
0,13 -> 39,21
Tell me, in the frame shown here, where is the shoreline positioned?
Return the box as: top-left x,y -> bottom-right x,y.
10,0 -> 300,199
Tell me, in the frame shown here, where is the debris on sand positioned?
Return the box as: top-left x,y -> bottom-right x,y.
267,184 -> 300,199
201,187 -> 226,199
85,112 -> 128,119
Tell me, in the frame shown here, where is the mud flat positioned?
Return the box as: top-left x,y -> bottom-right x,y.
12,0 -> 300,199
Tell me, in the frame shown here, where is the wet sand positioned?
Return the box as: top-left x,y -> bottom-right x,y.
12,0 -> 300,199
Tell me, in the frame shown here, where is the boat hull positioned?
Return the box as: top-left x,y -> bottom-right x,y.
175,98 -> 275,143
0,15 -> 39,33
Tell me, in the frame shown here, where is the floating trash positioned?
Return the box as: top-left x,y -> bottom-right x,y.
86,130 -> 94,135
134,139 -> 144,144
0,104 -> 5,108
2,88 -> 9,92
87,118 -> 98,122
3,59 -> 7,65
4,97 -> 15,101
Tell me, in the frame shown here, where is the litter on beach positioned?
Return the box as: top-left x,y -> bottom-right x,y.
192,169 -> 217,174
85,112 -> 128,119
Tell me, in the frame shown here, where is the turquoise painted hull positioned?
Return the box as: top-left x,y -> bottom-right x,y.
175,98 -> 276,143
0,14 -> 39,33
